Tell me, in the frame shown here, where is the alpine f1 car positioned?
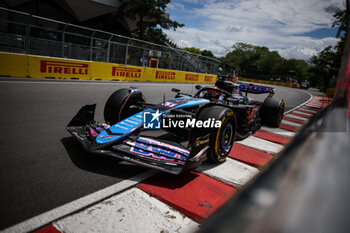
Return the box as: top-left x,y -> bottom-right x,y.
67,79 -> 284,175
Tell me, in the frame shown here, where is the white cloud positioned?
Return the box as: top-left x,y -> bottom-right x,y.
177,39 -> 193,48
167,2 -> 185,11
274,37 -> 339,59
165,0 -> 344,59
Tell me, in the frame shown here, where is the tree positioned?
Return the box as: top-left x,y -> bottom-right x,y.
309,46 -> 337,89
184,47 -> 202,54
332,8 -> 348,69
332,8 -> 348,39
221,42 -> 311,81
183,47 -> 215,58
280,59 -> 310,82
118,0 -> 184,43
221,43 -> 256,74
201,50 -> 214,58
309,8 -> 347,90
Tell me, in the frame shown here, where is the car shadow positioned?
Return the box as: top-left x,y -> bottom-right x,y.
139,171 -> 200,190
61,137 -> 147,179
61,136 -> 204,188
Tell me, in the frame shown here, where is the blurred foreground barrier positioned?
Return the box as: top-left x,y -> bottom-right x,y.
199,13 -> 350,232
0,52 -> 216,83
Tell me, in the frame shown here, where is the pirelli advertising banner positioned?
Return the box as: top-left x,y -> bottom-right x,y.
0,52 -> 27,77
28,55 -> 92,80
0,52 -> 216,83
91,60 -> 217,83
91,61 -> 144,81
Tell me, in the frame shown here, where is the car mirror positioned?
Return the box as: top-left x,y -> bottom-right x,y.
171,88 -> 180,93
195,85 -> 202,90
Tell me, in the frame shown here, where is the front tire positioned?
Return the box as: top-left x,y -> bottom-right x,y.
191,106 -> 237,163
104,89 -> 145,125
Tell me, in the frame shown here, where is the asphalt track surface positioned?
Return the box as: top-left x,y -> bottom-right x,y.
0,77 -> 311,230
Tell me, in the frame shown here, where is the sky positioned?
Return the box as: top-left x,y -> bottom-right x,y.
164,0 -> 346,60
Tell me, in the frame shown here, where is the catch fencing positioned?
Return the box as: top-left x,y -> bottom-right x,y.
0,7 -> 220,74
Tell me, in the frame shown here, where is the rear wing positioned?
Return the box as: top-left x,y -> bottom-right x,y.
238,83 -> 275,95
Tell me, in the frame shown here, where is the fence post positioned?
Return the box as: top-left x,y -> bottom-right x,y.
125,38 -> 131,65
106,34 -> 113,63
25,24 -> 30,54
89,30 -> 96,61
61,24 -> 67,58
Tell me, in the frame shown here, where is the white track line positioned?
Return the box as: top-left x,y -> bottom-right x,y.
298,108 -> 317,114
284,91 -> 313,115
284,114 -> 309,121
54,188 -> 199,233
293,110 -> 313,116
237,136 -> 284,154
305,105 -> 322,108
281,119 -> 303,127
1,170 -> 158,233
260,126 -> 296,138
304,105 -> 322,109
195,158 -> 259,189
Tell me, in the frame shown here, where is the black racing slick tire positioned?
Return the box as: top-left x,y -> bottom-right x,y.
104,89 -> 145,125
191,106 -> 237,163
260,97 -> 284,127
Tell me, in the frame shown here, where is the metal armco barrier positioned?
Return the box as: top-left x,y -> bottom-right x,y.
0,52 -> 217,83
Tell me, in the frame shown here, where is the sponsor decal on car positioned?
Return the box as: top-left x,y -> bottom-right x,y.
194,138 -> 210,147
128,137 -> 189,161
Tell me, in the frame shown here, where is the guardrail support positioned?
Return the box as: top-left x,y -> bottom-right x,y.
125,38 -> 131,65
61,24 -> 67,58
106,34 -> 113,63
25,24 -> 30,54
89,30 -> 96,61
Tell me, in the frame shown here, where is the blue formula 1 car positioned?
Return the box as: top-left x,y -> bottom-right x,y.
67,80 -> 284,175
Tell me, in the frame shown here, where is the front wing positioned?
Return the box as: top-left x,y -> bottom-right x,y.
67,104 -> 209,175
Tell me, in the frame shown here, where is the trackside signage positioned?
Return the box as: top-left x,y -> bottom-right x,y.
112,67 -> 141,79
205,75 -> 214,82
155,71 -> 176,80
40,60 -> 89,75
185,74 -> 199,81
143,110 -> 221,129
1,52 -> 217,83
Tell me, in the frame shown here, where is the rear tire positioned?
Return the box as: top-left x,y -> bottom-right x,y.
104,89 -> 145,125
191,106 -> 236,163
260,97 -> 284,127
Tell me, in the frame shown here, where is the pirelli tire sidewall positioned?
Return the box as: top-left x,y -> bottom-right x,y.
260,97 -> 285,127
193,106 -> 237,163
104,88 -> 145,125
